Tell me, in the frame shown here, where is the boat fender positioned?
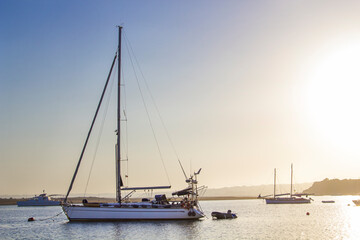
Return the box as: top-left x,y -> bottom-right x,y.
188,210 -> 196,216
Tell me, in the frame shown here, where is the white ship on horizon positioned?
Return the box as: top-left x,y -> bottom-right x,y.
17,191 -> 61,206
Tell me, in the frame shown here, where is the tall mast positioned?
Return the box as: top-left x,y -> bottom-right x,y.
116,26 -> 123,203
290,163 -> 293,198
274,168 -> 276,198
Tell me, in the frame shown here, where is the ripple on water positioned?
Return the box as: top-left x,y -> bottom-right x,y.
1,197 -> 360,239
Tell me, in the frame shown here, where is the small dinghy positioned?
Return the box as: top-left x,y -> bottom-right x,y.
211,210 -> 237,219
322,200 -> 335,203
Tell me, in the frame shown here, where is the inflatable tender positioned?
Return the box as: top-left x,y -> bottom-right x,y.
211,210 -> 237,219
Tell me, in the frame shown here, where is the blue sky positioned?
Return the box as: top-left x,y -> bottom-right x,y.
2,0 -> 360,196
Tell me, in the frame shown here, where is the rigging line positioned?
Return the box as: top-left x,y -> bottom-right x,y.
293,172 -> 298,193
123,33 -> 171,185
64,53 -> 117,203
36,211 -> 64,222
123,31 -> 188,180
259,168 -> 274,195
120,132 -> 128,186
121,64 -> 129,186
276,171 -> 281,194
121,66 -> 128,154
84,63 -> 117,196
276,171 -> 287,195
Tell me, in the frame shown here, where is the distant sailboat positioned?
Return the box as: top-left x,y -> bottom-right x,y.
61,26 -> 205,221
264,164 -> 311,204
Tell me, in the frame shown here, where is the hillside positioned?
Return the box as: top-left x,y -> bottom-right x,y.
303,178 -> 360,195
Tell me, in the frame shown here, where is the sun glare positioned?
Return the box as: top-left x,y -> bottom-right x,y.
306,43 -> 360,153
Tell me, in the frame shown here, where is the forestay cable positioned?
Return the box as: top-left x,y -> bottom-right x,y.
84,65 -> 117,196
64,53 -> 117,203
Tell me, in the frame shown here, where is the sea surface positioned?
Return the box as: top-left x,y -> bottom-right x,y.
1,196 -> 360,239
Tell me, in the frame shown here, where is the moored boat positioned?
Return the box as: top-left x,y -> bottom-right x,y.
17,191 -> 61,206
211,210 -> 237,219
264,164 -> 312,204
61,26 -> 205,221
265,196 -> 311,204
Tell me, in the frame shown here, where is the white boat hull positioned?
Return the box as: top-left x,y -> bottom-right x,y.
266,197 -> 311,204
17,201 -> 60,206
62,205 -> 204,221
17,192 -> 61,206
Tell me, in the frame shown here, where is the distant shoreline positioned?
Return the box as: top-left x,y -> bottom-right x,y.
0,196 -> 257,205
3,194 -> 360,205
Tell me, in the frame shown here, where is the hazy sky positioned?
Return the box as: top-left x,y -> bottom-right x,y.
2,0 -> 360,196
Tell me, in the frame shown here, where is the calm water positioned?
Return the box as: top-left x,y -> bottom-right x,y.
1,196 -> 360,239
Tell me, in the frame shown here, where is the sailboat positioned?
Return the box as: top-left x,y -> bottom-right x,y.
264,164 -> 311,204
61,26 -> 205,221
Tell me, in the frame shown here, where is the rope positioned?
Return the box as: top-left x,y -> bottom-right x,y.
258,170 -> 273,196
123,31 -> 187,180
31,211 -> 64,222
64,54 -> 117,202
123,31 -> 171,185
277,171 -> 283,194
293,172 -> 298,194
121,66 -> 130,186
84,65 -> 117,196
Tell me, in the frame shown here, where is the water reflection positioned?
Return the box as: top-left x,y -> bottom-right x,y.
3,198 -> 360,239
111,220 -> 202,239
343,204 -> 360,239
